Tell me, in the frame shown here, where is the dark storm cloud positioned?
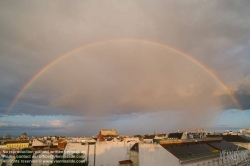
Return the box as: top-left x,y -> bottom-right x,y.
0,0 -> 250,122
220,75 -> 250,110
235,90 -> 250,110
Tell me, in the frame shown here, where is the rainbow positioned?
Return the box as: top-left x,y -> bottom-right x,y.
6,38 -> 243,114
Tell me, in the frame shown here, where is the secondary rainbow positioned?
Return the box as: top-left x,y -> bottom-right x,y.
6,38 -> 243,114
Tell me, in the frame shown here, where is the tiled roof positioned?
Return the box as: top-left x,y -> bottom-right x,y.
119,160 -> 133,164
6,140 -> 29,144
32,139 -> 48,147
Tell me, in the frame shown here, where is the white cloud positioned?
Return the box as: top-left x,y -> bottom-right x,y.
47,120 -> 64,127
31,124 -> 41,127
46,120 -> 75,128
67,123 -> 75,127
11,124 -> 22,126
0,122 -> 8,127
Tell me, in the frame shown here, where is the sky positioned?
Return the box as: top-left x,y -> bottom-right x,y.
0,0 -> 250,137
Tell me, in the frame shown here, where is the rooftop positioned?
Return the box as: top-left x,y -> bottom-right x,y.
161,140 -> 246,163
221,135 -> 250,143
168,133 -> 183,139
6,140 -> 29,144
119,160 -> 133,164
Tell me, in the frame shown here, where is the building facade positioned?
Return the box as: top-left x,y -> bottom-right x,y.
6,140 -> 29,149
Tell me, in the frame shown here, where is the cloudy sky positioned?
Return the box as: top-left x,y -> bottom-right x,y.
1,0 -> 250,136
